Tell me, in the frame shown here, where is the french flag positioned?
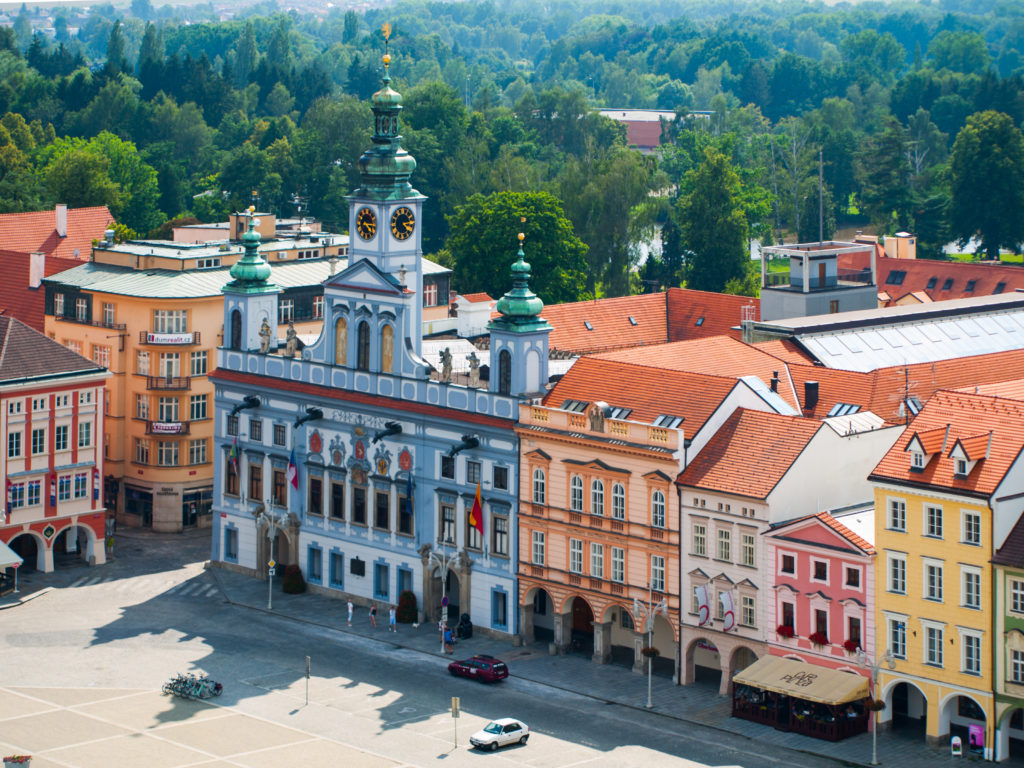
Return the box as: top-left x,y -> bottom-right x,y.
287,448 -> 298,489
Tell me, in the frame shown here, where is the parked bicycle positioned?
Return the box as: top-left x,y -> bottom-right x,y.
162,672 -> 223,700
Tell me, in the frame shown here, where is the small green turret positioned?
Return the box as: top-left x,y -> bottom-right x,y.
223,211 -> 275,294
490,233 -> 551,333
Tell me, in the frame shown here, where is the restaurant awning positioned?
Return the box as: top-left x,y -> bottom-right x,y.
732,655 -> 869,705
0,539 -> 23,569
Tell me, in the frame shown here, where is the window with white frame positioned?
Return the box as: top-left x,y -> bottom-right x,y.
189,438 -> 207,465
962,510 -> 981,546
651,490 -> 665,528
569,539 -> 583,573
153,309 -> 187,333
740,532 -> 755,567
570,475 -> 583,512
962,566 -> 981,609
278,299 -> 294,324
888,553 -> 906,593
9,482 -> 23,508
741,595 -> 756,627
27,480 -> 39,506
845,566 -> 861,588
532,468 -> 545,504
889,617 -> 907,659
531,531 -> 545,565
1012,580 -> 1024,613
190,350 -> 208,376
651,555 -> 665,592
313,295 -> 324,319
158,397 -> 179,423
79,390 -> 92,405
693,522 -> 707,556
159,352 -> 180,377
102,302 -> 115,326
57,475 -> 71,501
911,452 -> 925,469
74,472 -> 87,498
1013,650 -> 1024,683
7,431 -> 20,457
889,498 -> 906,531
136,394 -> 149,420
54,425 -> 68,451
781,553 -> 795,574
157,441 -> 179,466
611,547 -> 625,582
135,438 -> 149,464
75,297 -> 87,321
78,422 -> 91,448
612,483 -> 625,519
92,344 -> 110,367
717,528 -> 731,561
190,394 -> 207,420
924,560 -> 943,601
925,505 -> 943,538
591,480 -> 604,516
590,543 -> 604,578
53,292 -> 64,316
962,631 -> 982,675
31,427 -> 44,454
924,624 -> 943,667
136,351 -> 150,375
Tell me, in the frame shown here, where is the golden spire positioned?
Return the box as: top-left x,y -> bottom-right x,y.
382,22 -> 392,69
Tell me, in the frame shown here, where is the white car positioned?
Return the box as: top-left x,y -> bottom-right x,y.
469,718 -> 530,750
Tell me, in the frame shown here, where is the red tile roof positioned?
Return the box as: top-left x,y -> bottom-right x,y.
768,511 -> 875,555
456,293 -> 493,303
666,287 -> 759,342
752,338 -> 815,365
953,432 -> 991,461
910,425 -> 949,454
544,292 -> 669,354
961,378 -> 1024,400
0,205 -> 112,261
675,408 -> 822,498
543,355 -> 740,431
0,315 -> 104,382
993,512 -> 1024,568
0,250 -> 84,331
870,390 -> 1024,497
839,253 -> 1024,306
622,120 -> 664,150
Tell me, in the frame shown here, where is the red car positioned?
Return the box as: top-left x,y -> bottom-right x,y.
447,654 -> 509,683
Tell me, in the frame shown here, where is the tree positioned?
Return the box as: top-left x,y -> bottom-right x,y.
45,148 -> 122,210
855,117 -> 913,232
446,191 -> 587,304
678,147 -> 748,293
104,20 -> 127,77
343,10 -> 359,44
950,111 -> 1024,260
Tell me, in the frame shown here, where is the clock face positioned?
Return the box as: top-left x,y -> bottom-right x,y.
356,207 -> 377,240
390,207 -> 415,241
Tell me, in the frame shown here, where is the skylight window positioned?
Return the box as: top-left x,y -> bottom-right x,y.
827,403 -> 861,417
942,278 -> 954,290
653,415 -> 684,428
905,396 -> 923,415
584,320 -> 593,331
926,277 -> 937,290
628,316 -> 637,326
607,406 -> 632,419
560,399 -> 589,413
886,270 -> 906,286
965,280 -> 976,292
995,282 -> 1007,294
696,317 -> 705,327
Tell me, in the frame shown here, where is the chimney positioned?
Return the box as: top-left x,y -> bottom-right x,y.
770,371 -> 779,392
805,381 -> 819,409
28,251 -> 45,288
55,203 -> 67,238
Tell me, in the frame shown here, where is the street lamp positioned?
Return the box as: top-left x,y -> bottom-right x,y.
256,500 -> 289,611
634,583 -> 667,709
427,540 -> 456,654
857,646 -> 896,766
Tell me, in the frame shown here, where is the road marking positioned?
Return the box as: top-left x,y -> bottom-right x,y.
69,576 -> 88,587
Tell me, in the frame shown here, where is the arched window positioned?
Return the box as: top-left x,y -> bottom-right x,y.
380,324 -> 394,374
356,321 -> 370,370
230,309 -> 242,350
532,468 -> 546,504
591,479 -> 604,516
334,317 -> 347,365
498,349 -> 512,395
570,475 -> 583,512
651,490 -> 666,528
612,483 -> 625,520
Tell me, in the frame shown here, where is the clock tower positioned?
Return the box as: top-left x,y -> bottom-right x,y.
347,37 -> 426,346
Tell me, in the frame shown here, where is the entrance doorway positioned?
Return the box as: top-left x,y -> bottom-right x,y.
689,637 -> 722,690
52,526 -> 90,568
124,485 -> 152,527
888,681 -> 928,739
568,596 -> 594,656
182,488 -> 212,528
531,589 -> 554,642
8,533 -> 39,573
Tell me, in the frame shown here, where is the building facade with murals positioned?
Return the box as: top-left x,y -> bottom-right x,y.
208,52 -> 549,637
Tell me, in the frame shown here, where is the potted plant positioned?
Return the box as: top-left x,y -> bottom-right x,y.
3,756 -> 31,767
396,590 -> 417,623
281,564 -> 306,594
640,646 -> 660,658
865,698 -> 886,712
843,638 -> 861,654
776,624 -> 795,639
808,631 -> 829,648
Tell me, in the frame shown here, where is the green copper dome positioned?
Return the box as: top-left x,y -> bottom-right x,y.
355,54 -> 418,200
489,236 -> 552,334
223,215 -> 275,294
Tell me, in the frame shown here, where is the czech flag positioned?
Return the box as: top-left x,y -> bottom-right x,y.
469,481 -> 483,535
287,448 -> 298,489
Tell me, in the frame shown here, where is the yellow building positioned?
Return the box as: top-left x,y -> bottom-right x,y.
41,216 -> 349,532
870,389 -> 1024,759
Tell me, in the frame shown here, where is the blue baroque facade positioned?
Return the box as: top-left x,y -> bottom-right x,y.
209,54 -> 548,637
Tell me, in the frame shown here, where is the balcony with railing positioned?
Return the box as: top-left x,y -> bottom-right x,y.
139,330 -> 201,345
146,420 -> 191,435
519,403 -> 685,452
54,313 -> 127,331
146,375 -> 191,391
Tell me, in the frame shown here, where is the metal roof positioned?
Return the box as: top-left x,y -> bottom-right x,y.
104,233 -> 349,260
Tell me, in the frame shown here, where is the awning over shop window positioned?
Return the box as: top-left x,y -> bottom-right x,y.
732,655 -> 868,705
0,539 -> 23,569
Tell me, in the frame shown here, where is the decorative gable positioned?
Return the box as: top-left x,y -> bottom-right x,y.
904,425 -> 949,471
325,257 -> 406,295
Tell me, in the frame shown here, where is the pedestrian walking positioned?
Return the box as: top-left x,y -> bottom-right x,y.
438,617 -> 445,644
347,600 -> 354,627
369,603 -> 377,628
388,605 -> 397,632
444,626 -> 454,654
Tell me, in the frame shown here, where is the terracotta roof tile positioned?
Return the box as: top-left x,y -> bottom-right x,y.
0,251 -> 83,331
911,426 -> 949,455
0,315 -> 105,382
871,390 -> 1024,496
544,292 -> 668,354
952,432 -> 991,461
752,338 -> 815,365
666,287 -> 759,342
456,292 -> 493,303
675,409 -> 822,498
0,206 -> 112,261
839,253 -> 1024,305
543,355 -> 739,431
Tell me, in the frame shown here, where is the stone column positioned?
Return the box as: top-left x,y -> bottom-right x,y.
520,601 -> 535,645
593,620 -> 612,664
553,610 -> 572,653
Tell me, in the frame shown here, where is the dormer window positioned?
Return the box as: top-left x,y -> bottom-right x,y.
948,431 -> 990,479
955,459 -> 968,477
911,452 -> 925,470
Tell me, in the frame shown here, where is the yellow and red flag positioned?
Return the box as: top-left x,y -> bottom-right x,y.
469,482 -> 484,535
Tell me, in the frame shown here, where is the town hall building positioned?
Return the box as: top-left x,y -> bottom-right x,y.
208,50 -> 550,637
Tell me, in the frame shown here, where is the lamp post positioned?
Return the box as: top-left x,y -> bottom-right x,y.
857,647 -> 895,766
634,583 -> 667,709
256,500 -> 288,611
427,540 -> 456,654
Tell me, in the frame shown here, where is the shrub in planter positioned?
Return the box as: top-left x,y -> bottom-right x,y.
808,631 -> 829,647
640,646 -> 660,658
281,564 -> 307,594
865,698 -> 886,712
843,638 -> 861,654
396,590 -> 417,623
776,624 -> 795,639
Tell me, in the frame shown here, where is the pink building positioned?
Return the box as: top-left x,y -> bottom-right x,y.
764,511 -> 875,672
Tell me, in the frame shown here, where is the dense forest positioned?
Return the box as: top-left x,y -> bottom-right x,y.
2,0 -> 1024,299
